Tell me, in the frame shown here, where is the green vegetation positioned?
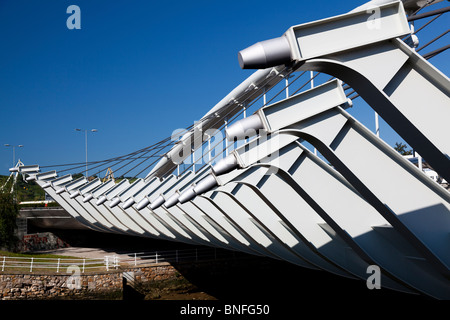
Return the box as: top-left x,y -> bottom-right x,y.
0,174 -> 45,203
41,289 -> 123,300
394,142 -> 413,156
138,274 -> 213,300
0,250 -> 79,259
0,190 -> 19,250
0,174 -> 58,251
115,177 -> 139,184
0,174 -> 138,204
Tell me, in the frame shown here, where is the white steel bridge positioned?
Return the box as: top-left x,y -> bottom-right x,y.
11,0 -> 450,299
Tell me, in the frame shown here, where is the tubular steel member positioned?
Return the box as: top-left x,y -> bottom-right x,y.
108,179 -> 145,209
86,177 -> 174,240
213,138 -> 449,298
144,166 -> 231,247
94,177 -> 181,241
212,164 -> 417,295
64,177 -> 132,236
134,173 -> 216,246
55,176 -> 87,196
91,179 -> 149,236
172,169 -> 277,257
198,181 -> 320,267
72,179 -> 136,235
52,175 -> 152,238
219,82 -> 450,293
149,165 -> 279,254
178,82 -> 413,293
194,77 -> 450,297
171,83 -> 370,276
82,179 -> 135,234
158,167 -> 255,251
146,66 -> 288,180
25,0 -> 448,299
238,1 -> 450,183
97,179 -> 166,239
176,174 -> 306,257
196,145 -> 414,295
151,171 -> 274,256
121,177 -> 162,210
131,174 -> 202,245
34,174 -> 113,234
208,149 -> 363,279
190,195 -> 275,257
115,176 -> 188,242
193,79 -> 350,196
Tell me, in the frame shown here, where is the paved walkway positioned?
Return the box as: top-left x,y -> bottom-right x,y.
36,247 -> 137,260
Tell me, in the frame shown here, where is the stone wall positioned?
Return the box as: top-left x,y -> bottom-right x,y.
128,263 -> 178,283
0,259 -> 257,300
0,262 -> 181,300
0,271 -> 122,300
17,232 -> 69,252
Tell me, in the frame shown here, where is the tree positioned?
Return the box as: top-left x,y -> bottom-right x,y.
0,190 -> 19,251
394,142 -> 412,156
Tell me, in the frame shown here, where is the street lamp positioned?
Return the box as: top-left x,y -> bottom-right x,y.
4,144 -> 23,167
75,129 -> 97,177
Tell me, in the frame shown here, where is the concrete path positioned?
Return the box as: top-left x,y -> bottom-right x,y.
36,246 -> 137,261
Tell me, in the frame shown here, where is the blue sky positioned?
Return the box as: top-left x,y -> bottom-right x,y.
0,0 -> 448,176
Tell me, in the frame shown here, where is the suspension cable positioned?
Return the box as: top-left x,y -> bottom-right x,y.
416,29 -> 449,52
36,2 -> 449,181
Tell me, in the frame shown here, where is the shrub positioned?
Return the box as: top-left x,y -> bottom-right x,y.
0,191 -> 19,250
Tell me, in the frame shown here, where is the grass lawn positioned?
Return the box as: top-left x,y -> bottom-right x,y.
0,250 -> 106,273
0,250 -> 79,259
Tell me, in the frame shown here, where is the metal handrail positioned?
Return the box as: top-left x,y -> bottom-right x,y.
0,247 -> 240,273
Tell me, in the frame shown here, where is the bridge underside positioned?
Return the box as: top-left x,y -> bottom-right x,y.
19,207 -> 88,231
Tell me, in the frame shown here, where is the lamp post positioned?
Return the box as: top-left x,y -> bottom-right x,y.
75,128 -> 97,177
4,144 -> 23,167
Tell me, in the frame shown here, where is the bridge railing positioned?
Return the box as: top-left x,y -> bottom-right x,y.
0,255 -> 105,273
112,247 -> 243,268
0,247 -> 246,273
